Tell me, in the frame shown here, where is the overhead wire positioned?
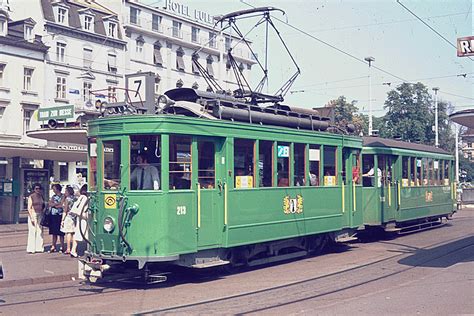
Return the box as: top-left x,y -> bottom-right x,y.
397,0 -> 474,62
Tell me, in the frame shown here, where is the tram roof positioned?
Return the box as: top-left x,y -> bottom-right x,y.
362,137 -> 451,155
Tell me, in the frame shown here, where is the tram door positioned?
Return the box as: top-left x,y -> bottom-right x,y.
342,149 -> 361,228
379,155 -> 397,222
196,137 -> 225,248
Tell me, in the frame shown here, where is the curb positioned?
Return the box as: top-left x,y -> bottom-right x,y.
0,273 -> 78,288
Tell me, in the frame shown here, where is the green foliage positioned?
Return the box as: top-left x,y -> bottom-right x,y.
381,82 -> 434,143
326,96 -> 365,134
460,156 -> 474,182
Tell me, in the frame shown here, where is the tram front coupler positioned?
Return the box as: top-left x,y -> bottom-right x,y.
79,257 -> 111,283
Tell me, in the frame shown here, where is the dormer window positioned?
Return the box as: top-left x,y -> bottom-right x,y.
55,6 -> 68,25
83,15 -> 93,31
0,17 -> 7,36
108,22 -> 117,38
24,25 -> 33,42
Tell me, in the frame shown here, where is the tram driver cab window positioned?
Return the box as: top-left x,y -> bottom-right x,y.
169,135 -> 191,190
130,135 -> 161,190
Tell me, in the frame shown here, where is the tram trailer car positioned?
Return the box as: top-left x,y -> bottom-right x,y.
360,137 -> 456,234
81,88 -> 456,282
82,88 -> 364,281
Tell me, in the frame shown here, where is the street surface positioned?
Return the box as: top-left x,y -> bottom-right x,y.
0,210 -> 473,315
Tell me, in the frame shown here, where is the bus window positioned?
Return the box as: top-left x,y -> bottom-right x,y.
294,143 -> 305,186
234,139 -> 255,188
169,136 -> 192,190
258,140 -> 273,187
323,146 -> 337,186
309,145 -> 320,186
277,142 -> 290,187
130,135 -> 161,190
198,141 -> 215,189
103,140 -> 121,190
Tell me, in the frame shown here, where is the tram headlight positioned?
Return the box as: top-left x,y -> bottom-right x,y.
103,216 -> 115,233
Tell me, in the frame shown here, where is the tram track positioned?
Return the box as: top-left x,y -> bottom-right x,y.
139,234 -> 474,315
1,231 -> 470,312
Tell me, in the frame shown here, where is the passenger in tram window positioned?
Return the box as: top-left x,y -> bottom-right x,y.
352,166 -> 360,183
173,171 -> 191,189
130,153 -> 160,190
363,167 -> 382,187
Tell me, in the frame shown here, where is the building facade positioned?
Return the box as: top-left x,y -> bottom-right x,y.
0,0 -> 255,223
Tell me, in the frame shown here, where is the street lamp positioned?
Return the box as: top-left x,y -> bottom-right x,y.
364,56 -> 375,136
432,87 -> 439,147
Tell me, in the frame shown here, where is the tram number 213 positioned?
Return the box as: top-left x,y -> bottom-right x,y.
177,206 -> 187,215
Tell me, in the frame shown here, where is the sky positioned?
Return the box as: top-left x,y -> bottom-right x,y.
142,1 -> 471,116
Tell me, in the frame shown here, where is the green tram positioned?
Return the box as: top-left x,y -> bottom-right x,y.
360,137 -> 456,233
82,88 -> 456,282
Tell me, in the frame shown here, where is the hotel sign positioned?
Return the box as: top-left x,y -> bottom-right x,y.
457,36 -> 474,57
38,105 -> 74,121
164,0 -> 214,25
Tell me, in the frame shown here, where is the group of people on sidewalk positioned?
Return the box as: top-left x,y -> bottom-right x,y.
27,183 -> 89,258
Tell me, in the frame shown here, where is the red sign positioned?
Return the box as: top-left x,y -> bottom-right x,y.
457,36 -> 474,57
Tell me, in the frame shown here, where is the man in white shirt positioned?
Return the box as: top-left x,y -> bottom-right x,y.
130,153 -> 160,190
364,167 -> 382,187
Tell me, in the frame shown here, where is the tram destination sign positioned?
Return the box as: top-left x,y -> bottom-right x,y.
457,36 -> 474,57
38,105 -> 74,121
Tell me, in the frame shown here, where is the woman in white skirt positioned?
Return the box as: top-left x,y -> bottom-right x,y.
70,184 -> 89,258
60,186 -> 76,255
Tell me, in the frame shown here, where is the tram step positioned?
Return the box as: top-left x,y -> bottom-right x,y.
192,259 -> 230,269
335,235 -> 358,243
248,250 -> 308,267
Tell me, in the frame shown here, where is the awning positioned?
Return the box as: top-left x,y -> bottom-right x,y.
450,109 -> 474,129
0,143 -> 86,161
27,128 -> 88,145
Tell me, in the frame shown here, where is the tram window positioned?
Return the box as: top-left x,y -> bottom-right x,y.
88,138 -> 97,191
294,143 -> 305,186
352,151 -> 361,185
434,160 -> 439,185
409,157 -> 416,186
234,139 -> 254,189
258,140 -> 273,187
402,156 -> 409,187
198,141 -> 215,189
445,161 -> 451,185
169,136 -> 192,190
309,145 -> 320,186
416,158 -> 422,186
362,155 -> 376,187
323,146 -> 337,186
422,158 -> 429,185
277,142 -> 290,187
103,140 -> 121,190
129,135 -> 161,190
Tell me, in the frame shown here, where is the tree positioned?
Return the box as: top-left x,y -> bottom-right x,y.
326,96 -> 365,134
437,100 -> 456,152
381,82 -> 434,144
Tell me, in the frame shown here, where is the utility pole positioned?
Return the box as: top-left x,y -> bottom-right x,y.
433,87 -> 439,147
364,56 -> 375,136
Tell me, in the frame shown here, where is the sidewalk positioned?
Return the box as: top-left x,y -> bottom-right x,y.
0,223 -> 82,288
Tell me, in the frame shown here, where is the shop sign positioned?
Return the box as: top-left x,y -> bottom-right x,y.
57,145 -> 87,151
38,105 -> 74,121
0,180 -> 13,196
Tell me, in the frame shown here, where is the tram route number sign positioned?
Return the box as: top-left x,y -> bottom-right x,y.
277,145 -> 289,158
